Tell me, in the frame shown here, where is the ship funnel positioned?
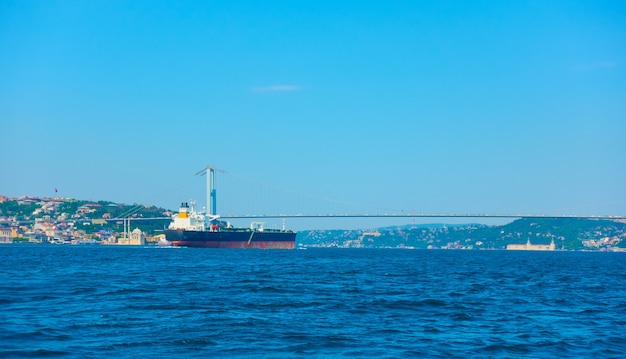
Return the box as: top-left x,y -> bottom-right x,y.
178,202 -> 189,218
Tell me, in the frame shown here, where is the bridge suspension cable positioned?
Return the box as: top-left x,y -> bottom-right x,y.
163,166 -> 626,230
212,168 -> 402,217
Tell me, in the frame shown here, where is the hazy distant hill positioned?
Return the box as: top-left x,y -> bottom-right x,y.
296,218 -> 626,251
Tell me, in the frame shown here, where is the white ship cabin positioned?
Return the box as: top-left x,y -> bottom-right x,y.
250,222 -> 265,232
169,202 -> 206,231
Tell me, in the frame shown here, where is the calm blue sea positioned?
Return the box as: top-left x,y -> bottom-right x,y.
1,245 -> 625,358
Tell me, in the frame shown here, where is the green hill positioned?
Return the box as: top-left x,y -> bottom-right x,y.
296,218 -> 626,251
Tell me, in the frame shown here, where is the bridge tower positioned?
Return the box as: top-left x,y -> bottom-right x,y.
196,165 -> 220,222
205,166 -> 217,216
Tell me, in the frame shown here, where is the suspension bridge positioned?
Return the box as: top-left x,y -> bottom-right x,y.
220,213 -> 626,220
168,166 -> 626,229
9,167 -> 623,233
87,166 -> 625,232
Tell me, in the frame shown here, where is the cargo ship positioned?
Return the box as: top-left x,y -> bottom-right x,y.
164,167 -> 296,248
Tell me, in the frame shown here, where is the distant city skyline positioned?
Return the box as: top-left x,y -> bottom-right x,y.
2,1 -> 625,229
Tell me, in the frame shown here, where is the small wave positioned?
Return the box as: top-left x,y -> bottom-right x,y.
417,298 -> 448,307
447,291 -> 464,297
3,329 -> 71,342
449,312 -> 474,321
251,285 -> 286,293
0,298 -> 16,305
173,338 -> 218,346
0,349 -> 69,357
478,342 -> 533,355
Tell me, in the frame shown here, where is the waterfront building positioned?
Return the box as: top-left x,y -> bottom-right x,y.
117,228 -> 146,245
507,238 -> 555,251
1,227 -> 14,244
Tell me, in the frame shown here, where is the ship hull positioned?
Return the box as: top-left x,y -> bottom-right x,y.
164,229 -> 296,249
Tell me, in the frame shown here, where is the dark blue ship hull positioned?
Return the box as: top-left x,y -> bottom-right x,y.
164,229 -> 296,249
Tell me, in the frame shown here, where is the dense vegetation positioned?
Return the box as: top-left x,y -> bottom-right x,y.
297,218 -> 626,250
0,198 -> 171,235
0,200 -> 39,219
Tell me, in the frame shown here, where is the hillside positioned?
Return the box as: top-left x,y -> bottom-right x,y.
0,195 -> 171,239
296,218 -> 626,251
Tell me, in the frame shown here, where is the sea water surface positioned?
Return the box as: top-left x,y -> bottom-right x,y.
1,245 -> 625,358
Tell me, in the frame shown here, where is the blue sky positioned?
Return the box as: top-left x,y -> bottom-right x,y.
1,1 -> 625,229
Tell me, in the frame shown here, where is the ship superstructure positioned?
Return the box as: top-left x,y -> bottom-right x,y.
168,201 -> 205,231
164,166 -> 296,248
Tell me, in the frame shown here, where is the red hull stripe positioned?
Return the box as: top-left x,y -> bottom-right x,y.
170,241 -> 295,249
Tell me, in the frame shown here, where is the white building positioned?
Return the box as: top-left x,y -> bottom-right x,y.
507,238 -> 555,251
117,228 -> 146,245
0,227 -> 13,244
